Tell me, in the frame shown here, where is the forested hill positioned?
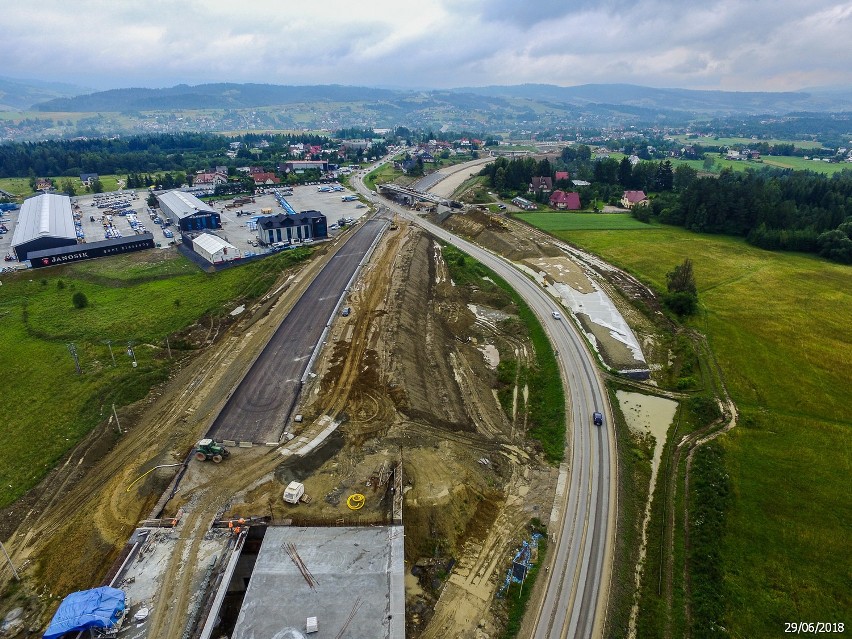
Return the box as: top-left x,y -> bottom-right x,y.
33,84 -> 400,112
451,83 -> 852,114
32,82 -> 852,115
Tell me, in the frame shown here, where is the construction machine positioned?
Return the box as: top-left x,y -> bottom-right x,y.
194,438 -> 230,463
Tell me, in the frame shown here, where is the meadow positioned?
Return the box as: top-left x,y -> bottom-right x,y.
0,174 -> 130,198
667,135 -> 825,150
526,222 -> 851,635
0,248 -> 311,508
514,212 -> 654,231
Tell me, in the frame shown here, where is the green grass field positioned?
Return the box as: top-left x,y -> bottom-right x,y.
514,212 -> 654,231
0,174 -> 131,199
0,248 -> 311,508
364,162 -> 403,191
668,135 -> 825,150
536,224 -> 851,636
668,156 -> 849,176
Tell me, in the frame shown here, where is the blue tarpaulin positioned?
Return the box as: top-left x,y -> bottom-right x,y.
43,587 -> 126,639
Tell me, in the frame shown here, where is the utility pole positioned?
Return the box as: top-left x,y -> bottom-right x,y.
105,340 -> 116,366
165,335 -> 172,359
112,403 -> 122,435
67,342 -> 81,375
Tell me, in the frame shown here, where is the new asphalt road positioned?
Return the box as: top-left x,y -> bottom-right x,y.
207,217 -> 387,443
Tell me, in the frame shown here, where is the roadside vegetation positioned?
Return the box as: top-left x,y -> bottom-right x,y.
536,223 -> 850,637
441,244 -> 565,463
0,248 -> 311,509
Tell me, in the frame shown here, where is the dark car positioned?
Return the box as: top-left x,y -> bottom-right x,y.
593,411 -> 604,427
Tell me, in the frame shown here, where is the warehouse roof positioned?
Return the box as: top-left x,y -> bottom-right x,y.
157,190 -> 216,219
193,232 -> 236,255
10,193 -> 76,248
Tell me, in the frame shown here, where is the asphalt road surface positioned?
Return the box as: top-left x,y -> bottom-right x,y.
353,162 -> 615,638
207,217 -> 387,443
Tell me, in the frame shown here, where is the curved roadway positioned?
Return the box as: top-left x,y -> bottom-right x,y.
353,163 -> 616,638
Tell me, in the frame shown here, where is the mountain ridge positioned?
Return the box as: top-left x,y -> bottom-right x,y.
28,81 -> 852,115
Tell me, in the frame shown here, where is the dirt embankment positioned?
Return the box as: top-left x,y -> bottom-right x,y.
233,220 -> 556,637
0,218 -> 557,638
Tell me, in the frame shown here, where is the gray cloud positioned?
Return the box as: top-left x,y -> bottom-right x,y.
0,0 -> 850,92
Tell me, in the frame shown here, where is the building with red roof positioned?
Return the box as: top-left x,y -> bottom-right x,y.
549,190 -> 582,210
620,190 -> 649,208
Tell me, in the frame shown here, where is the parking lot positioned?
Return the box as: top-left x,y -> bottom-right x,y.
208,184 -> 371,255
1,183 -> 372,267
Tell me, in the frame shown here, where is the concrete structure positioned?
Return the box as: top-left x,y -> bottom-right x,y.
231,527 -> 404,639
256,211 -> 327,246
10,193 -> 77,261
190,233 -> 240,264
157,190 -> 221,232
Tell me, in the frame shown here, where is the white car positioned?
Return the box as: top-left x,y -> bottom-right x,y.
552,311 -> 562,320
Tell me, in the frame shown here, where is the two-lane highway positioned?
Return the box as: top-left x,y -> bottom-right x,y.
353,165 -> 616,638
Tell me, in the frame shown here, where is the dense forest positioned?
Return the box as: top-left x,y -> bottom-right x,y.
0,132 -> 330,178
661,169 -> 852,263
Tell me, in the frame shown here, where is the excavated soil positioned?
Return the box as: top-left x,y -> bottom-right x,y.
0,216 -> 558,637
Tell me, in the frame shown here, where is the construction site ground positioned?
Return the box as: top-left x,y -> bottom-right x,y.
0,159 -> 673,637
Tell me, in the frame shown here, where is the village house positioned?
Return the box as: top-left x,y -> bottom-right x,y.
529,176 -> 553,194
549,190 -> 582,210
621,190 -> 649,208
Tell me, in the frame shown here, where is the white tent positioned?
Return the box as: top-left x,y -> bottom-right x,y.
193,233 -> 239,263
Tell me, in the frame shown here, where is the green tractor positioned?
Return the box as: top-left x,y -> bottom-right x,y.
194,438 -> 230,463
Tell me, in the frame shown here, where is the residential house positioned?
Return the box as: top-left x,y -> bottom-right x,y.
529,176 -> 553,193
80,173 -> 99,187
554,171 -> 570,183
194,171 -> 228,187
253,172 -> 281,186
549,190 -> 581,210
621,190 -> 649,208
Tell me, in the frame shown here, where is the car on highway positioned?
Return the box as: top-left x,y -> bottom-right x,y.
552,311 -> 562,320
593,411 -> 604,427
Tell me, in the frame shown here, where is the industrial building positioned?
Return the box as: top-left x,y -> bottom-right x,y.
157,190 -> 221,232
10,193 -> 78,261
188,233 -> 240,264
256,211 -> 327,245
281,160 -> 329,173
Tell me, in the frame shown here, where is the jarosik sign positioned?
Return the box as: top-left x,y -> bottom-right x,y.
29,236 -> 155,268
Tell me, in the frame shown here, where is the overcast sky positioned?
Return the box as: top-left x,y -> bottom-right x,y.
4,0 -> 851,92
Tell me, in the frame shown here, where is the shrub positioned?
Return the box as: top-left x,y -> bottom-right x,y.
72,292 -> 89,309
